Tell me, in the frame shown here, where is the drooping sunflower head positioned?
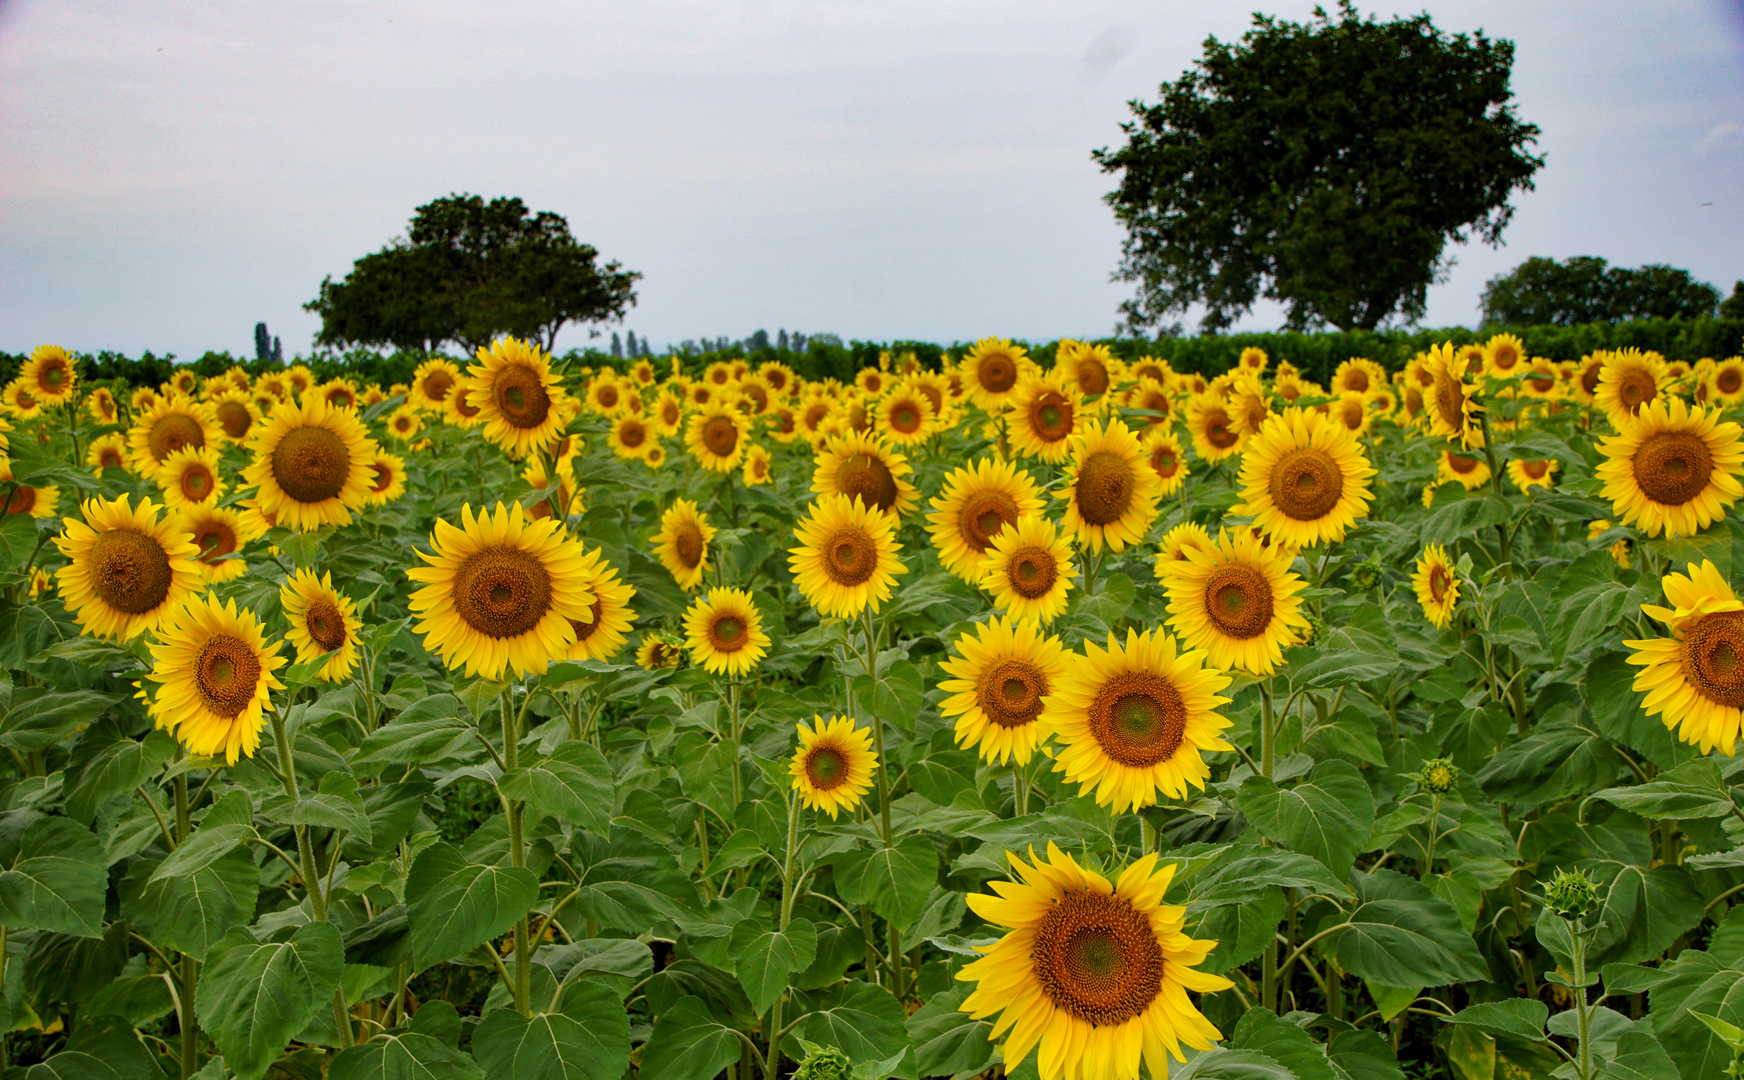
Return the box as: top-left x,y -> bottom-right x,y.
925,456 -> 1046,582
978,513 -> 1076,625
1423,342 -> 1484,450
181,504 -> 261,584
279,568 -> 362,683
682,587 -> 769,675
1596,348 -> 1669,430
1185,392 -> 1243,462
938,615 -> 1068,766
145,593 -> 287,764
789,715 -> 878,819
1159,527 -> 1310,676
1008,370 -> 1083,463
810,428 -> 917,518
652,498 -> 716,591
242,395 -> 378,532
1058,418 -> 1161,554
127,395 -> 215,473
406,502 -> 598,681
54,493 -> 201,640
464,337 -> 571,457
1413,543 -> 1461,630
153,445 -> 225,509
962,337 -> 1031,410
1233,407 -> 1376,549
1333,357 -> 1385,396
21,344 -> 77,404
410,358 -> 463,410
635,631 -> 687,671
789,492 -> 909,619
1596,395 -> 1744,538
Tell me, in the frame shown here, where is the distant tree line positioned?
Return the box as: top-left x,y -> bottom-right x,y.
1480,256 -> 1738,325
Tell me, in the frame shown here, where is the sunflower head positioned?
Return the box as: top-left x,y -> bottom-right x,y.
682,587 -> 767,675
1058,418 -> 1161,554
635,631 -> 687,671
145,593 -> 287,764
653,498 -> 716,591
789,492 -> 909,619
21,345 -> 77,403
1159,527 -> 1309,676
962,338 -> 1031,410
366,450 -> 408,505
925,457 -> 1045,582
1596,395 -> 1744,538
789,715 -> 878,819
686,402 -> 749,473
810,429 -> 917,518
565,548 -> 637,663
1008,371 -> 1083,462
1418,757 -> 1459,795
181,505 -> 262,584
54,493 -> 202,640
411,358 -> 463,410
1423,342 -> 1484,449
153,445 -> 225,509
1595,348 -> 1668,430
280,568 -> 362,683
1413,543 -> 1461,630
1233,407 -> 1376,549
465,337 -> 572,457
938,616 -> 1068,766
129,396 -> 216,473
1186,393 -> 1243,462
242,395 -> 379,531
1543,867 -> 1601,920
978,513 -> 1076,625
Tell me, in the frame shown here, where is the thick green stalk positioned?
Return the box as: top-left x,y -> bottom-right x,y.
765,794 -> 802,1078
501,691 -> 532,1015
1571,926 -> 1593,1080
1259,680 -> 1278,1012
858,609 -> 902,995
175,771 -> 199,1077
270,713 -> 352,1046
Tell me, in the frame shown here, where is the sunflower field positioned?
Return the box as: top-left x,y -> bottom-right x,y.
2,334 -> 1744,1080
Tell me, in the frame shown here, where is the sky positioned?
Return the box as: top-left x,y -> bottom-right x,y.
1,0 -> 1741,361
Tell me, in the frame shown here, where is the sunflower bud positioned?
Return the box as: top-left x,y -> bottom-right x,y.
793,1041 -> 852,1080
1295,609 -> 1323,648
1419,757 -> 1459,795
1350,559 -> 1383,591
1543,867 -> 1600,920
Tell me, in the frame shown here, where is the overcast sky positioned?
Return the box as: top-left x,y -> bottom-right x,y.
2,0 -> 1740,361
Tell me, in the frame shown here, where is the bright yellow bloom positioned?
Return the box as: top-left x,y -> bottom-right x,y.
926,457 -> 1046,583
811,429 -> 917,518
465,337 -> 572,458
978,514 -> 1076,625
153,446 -> 224,509
1159,528 -> 1309,676
55,494 -> 201,640
565,548 -> 637,663
789,493 -> 908,619
652,499 -> 716,592
1413,544 -> 1460,630
789,715 -> 878,819
938,616 -> 1067,766
242,395 -> 379,531
1626,560 -> 1744,754
145,594 -> 287,764
1233,407 -> 1375,549
682,587 -> 769,675
1057,418 -> 1161,554
280,568 -> 361,683
1596,396 -> 1744,538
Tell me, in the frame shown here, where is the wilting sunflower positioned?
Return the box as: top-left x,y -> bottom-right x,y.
1185,393 -> 1243,463
86,432 -> 130,477
652,498 -> 716,591
145,594 -> 286,764
128,395 -> 215,473
1008,371 -> 1083,463
810,429 -> 918,518
1042,628 -> 1232,811
1160,528 -> 1309,676
20,345 -> 77,405
55,494 -> 201,640
1483,333 -> 1528,378
979,514 -> 1076,625
365,450 -> 407,505
86,386 -> 118,425
956,845 -> 1231,1080
741,443 -> 772,486
1141,428 -> 1188,497
635,631 -> 686,671
874,384 -> 934,446
1506,457 -> 1560,493
182,504 -> 261,584
406,502 -> 597,681
1596,396 -> 1744,538
465,337 -> 571,458
1627,560 -> 1744,754
789,715 -> 878,819
962,338 -> 1031,411
1233,407 -> 1375,548
1595,348 -> 1668,430
1423,342 -> 1484,449
608,413 -> 655,460
242,395 -> 378,531
926,457 -> 1046,582
410,358 -> 463,411
682,587 -> 769,675
790,492 -> 908,619
685,401 -> 748,473
153,445 -> 224,509
280,568 -> 361,682
563,548 -> 637,663
1413,544 -> 1460,629
1058,418 -> 1161,554
207,389 -> 260,444
939,616 -> 1067,766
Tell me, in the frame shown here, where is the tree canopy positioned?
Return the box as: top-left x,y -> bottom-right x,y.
1095,1 -> 1542,333
1478,255 -> 1721,326
305,194 -> 639,355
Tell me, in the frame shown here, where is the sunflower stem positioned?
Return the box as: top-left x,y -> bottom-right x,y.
765,791 -> 802,1077
174,768 -> 199,1078
500,689 -> 533,1016
270,710 -> 353,1046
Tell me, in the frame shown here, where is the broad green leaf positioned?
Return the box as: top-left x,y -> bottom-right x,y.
1589,758 -> 1735,819
0,816 -> 107,938
329,1032 -> 484,1080
0,687 -> 119,753
1237,760 -> 1375,878
1366,981 -> 1420,1023
196,922 -> 345,1080
1332,870 -> 1489,987
639,995 -> 742,1080
498,741 -> 614,835
830,836 -> 938,929
1598,1030 -> 1683,1080
571,831 -> 700,933
1445,999 -> 1548,1041
1587,653 -> 1691,770
63,723 -> 174,824
1190,847 -> 1355,902
121,851 -> 258,961
796,981 -> 916,1080
472,983 -> 631,1080
1230,1008 -> 1340,1080
1650,947 -> 1744,1080
61,1012 -> 154,1080
261,783 -> 374,842
905,986 -> 993,1079
405,842 -> 539,969
1194,886 -> 1284,976
85,970 -> 175,1027
1585,864 -> 1705,968
25,922 -> 128,1010
14,1051 -> 128,1080
148,823 -> 255,882
1172,1048 -> 1297,1080
701,830 -> 768,879
729,917 -> 817,1016
851,659 -> 924,733
1476,723 -> 1619,808
352,697 -> 478,769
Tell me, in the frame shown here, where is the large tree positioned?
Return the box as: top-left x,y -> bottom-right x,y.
305,194 -> 640,354
1095,2 -> 1543,333
1479,256 -> 1721,325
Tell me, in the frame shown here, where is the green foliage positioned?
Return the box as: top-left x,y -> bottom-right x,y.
1481,255 -> 1722,325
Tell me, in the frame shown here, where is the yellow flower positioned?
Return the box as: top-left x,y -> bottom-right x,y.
1154,522 -> 1213,579
1423,342 -> 1483,449
0,458 -> 57,519
1626,560 -> 1744,754
789,493 -> 908,619
1711,357 -> 1744,406
181,504 -> 262,584
128,395 -> 216,474
20,345 -> 77,405
810,429 -> 917,518
1506,457 -> 1560,493
1140,428 -> 1189,497
652,499 -> 716,592
1483,333 -> 1528,378
608,413 -> 655,460
145,594 -> 286,764
410,358 -> 463,411
565,548 -> 637,663
1588,519 -> 1632,569
682,587 -> 769,675
1185,393 -> 1243,463
54,494 -> 201,640
1596,396 -> 1744,538
242,395 -> 379,532
1057,418 -> 1161,554
938,616 -> 1067,766
86,432 -> 130,477
1413,544 -> 1460,629
207,389 -> 260,444
956,845 -> 1231,1080
651,389 -> 685,437
1055,342 -> 1122,400
635,632 -> 686,671
1008,371 -> 1083,463
1159,528 -> 1309,676
365,450 -> 407,505
443,383 -> 485,429
384,404 -> 423,442
926,457 -> 1046,583
741,443 -> 772,486
1595,348 -> 1668,430
280,568 -> 362,683
1233,407 -> 1375,549
685,401 -> 749,473
153,446 -> 224,509
789,715 -> 878,819
873,384 -> 935,446
1326,389 -> 1372,437
86,386 -> 118,425
1333,357 -> 1386,396
978,514 -> 1076,625
1238,346 -> 1268,374
962,338 -> 1031,411
464,337 -> 572,458
1435,448 -> 1492,491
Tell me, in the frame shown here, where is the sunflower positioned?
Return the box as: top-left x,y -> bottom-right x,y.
360,385 -> 387,408
86,432 -> 130,477
181,504 -> 261,584
684,401 -> 748,473
1123,376 -> 1175,428
874,384 -> 934,446
644,443 -> 667,469
734,374 -> 773,418
1435,448 -> 1492,492
796,397 -> 836,442
926,457 -> 1047,582
600,413 -> 648,460
130,385 -> 163,413
635,631 -> 687,671
318,379 -> 359,412
789,715 -> 878,819
587,374 -> 628,417
166,369 -> 199,397
1588,519 -> 1632,568
54,494 -> 201,640
128,395 -> 215,473
652,498 -> 716,592
86,386 -> 118,425
1057,343 -> 1122,400
1627,560 -> 1744,754
144,594 -> 286,764
1008,371 -> 1083,463
1506,457 -> 1560,493
1185,394 -> 1242,463
407,502 -> 596,681
1595,348 -> 1668,430
1058,418 -> 1161,554
1233,407 -> 1375,549
1141,428 -> 1188,497
1330,357 -> 1383,396
939,616 -> 1067,766
1712,357 -> 1744,406
153,446 -> 225,509
1482,333 -> 1527,378
20,345 -> 77,405
559,549 -> 636,664
1238,346 -> 1268,374
242,395 -> 378,531
443,384 -> 485,429
1423,343 -> 1484,449
1520,358 -> 1561,400
956,845 -> 1231,1080
384,404 -> 423,442
1596,396 -> 1744,538
651,390 -> 685,437
284,365 -> 315,398
0,459 -> 57,519
206,389 -> 260,445
1326,390 -> 1372,437
789,492 -> 908,619
1227,379 -> 1273,441
758,359 -> 795,396
979,514 -> 1076,625
682,587 -> 769,675
962,338 -> 1031,411
1413,544 -> 1460,629
365,450 -> 407,506
410,358 -> 463,410
465,337 -> 571,458
810,429 -> 918,518
1153,522 -> 1213,580
279,568 -> 362,683
855,367 -> 889,397
1160,528 -> 1309,676
741,443 -> 772,486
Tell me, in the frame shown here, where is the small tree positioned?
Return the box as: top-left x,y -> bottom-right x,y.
1723,283 -> 1744,321
1480,256 -> 1720,325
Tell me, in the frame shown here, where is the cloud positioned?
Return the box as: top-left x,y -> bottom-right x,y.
1695,121 -> 1744,154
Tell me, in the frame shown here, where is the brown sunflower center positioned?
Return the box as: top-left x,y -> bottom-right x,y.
1402,388 -> 1423,416
493,365 -> 552,429
1029,394 -> 1075,442
978,658 -> 1048,729
1522,459 -> 1550,479
149,413 -> 205,462
1088,672 -> 1187,767
569,597 -> 606,644
98,448 -> 124,469
742,384 -> 769,413
1007,546 -> 1059,599
805,746 -> 849,790
709,613 -> 748,651
88,528 -> 173,614
618,420 -> 647,448
1279,382 -> 1303,403
1077,360 -> 1110,396
1493,347 -> 1519,371
451,546 -> 553,640
1429,565 -> 1451,603
215,401 -> 253,439
1204,564 -> 1274,639
1204,410 -> 1239,450
1447,453 -> 1481,475
978,356 -> 1017,394
6,488 -> 36,515
304,597 -> 347,652
835,453 -> 898,512
917,383 -> 944,412
701,415 -> 740,459
271,425 -> 350,504
1682,611 -> 1744,708
1269,446 -> 1344,522
1151,446 -> 1179,479
194,522 -> 238,564
823,525 -> 878,587
672,522 -> 705,569
1633,430 -> 1713,506
1075,451 -> 1136,526
39,360 -> 68,391
1720,369 -> 1742,395
195,634 -> 262,719
1616,368 -> 1657,412
957,489 -> 1019,553
454,391 -> 481,418
1032,889 -> 1166,1028
421,369 -> 455,402
1433,374 -> 1465,429
181,465 -> 215,501
16,389 -> 35,409
890,401 -> 924,434
596,384 -> 620,409
803,403 -> 830,429
371,463 -> 395,493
